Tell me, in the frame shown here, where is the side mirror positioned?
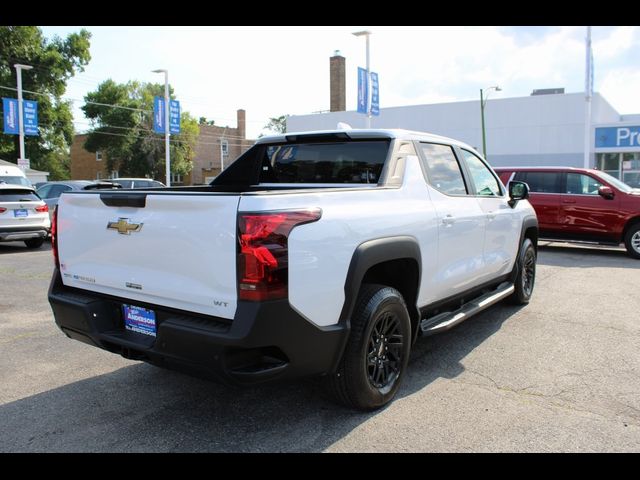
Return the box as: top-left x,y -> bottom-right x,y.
598,185 -> 615,200
508,181 -> 529,208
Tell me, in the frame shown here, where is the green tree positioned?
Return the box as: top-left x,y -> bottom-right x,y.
82,80 -> 199,180
262,115 -> 287,135
0,26 -> 91,179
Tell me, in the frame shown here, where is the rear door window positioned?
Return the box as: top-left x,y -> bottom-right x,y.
48,184 -> 72,199
36,184 -> 53,199
420,143 -> 468,195
514,171 -> 562,193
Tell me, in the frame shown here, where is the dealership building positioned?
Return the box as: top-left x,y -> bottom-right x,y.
287,90 -> 640,188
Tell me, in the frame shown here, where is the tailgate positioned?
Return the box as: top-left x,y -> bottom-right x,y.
57,191 -> 240,319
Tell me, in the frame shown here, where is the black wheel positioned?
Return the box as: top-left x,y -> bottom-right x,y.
326,284 -> 411,411
24,238 -> 44,249
624,223 -> 640,259
507,237 -> 536,305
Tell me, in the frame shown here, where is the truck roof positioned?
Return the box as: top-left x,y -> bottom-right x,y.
256,128 -> 477,152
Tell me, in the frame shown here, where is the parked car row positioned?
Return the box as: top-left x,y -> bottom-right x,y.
0,177 -> 165,248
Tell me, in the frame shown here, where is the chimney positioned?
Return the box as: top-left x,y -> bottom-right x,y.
237,109 -> 246,139
330,50 -> 346,112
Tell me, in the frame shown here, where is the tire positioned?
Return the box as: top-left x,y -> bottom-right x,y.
624,223 -> 640,259
24,238 -> 45,249
326,284 -> 412,411
507,238 -> 536,305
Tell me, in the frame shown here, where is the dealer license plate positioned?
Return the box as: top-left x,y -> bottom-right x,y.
14,209 -> 28,217
123,304 -> 157,337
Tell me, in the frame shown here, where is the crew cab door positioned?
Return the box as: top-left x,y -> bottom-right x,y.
512,171 -> 563,233
418,142 -> 486,298
458,148 -> 519,278
560,172 -> 622,240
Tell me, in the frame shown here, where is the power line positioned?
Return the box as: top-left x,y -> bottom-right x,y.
2,57 -> 272,125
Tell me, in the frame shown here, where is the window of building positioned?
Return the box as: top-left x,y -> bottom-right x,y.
96,151 -> 103,161
420,143 -> 467,195
221,139 -> 229,157
461,149 -> 502,196
565,173 -> 603,195
513,171 -> 562,193
96,171 -> 102,180
110,170 -> 119,179
171,173 -> 183,184
596,152 -> 640,188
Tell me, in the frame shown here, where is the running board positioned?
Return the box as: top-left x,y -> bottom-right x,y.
420,282 -> 514,336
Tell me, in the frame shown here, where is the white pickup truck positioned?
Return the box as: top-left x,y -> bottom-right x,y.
48,129 -> 538,410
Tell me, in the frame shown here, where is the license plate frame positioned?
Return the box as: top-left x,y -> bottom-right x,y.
13,209 -> 28,218
122,304 -> 157,337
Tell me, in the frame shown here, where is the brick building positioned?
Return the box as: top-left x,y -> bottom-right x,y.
70,109 -> 254,185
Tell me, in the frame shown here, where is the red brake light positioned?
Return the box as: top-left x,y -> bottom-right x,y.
52,205 -> 59,270
35,204 -> 49,213
237,209 -> 321,301
0,207 -> 6,213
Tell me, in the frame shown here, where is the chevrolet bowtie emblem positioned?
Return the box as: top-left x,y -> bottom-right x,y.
107,218 -> 143,235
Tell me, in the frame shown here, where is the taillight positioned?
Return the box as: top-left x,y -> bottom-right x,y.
237,209 -> 321,301
0,207 -> 6,213
51,205 -> 59,270
35,204 -> 49,213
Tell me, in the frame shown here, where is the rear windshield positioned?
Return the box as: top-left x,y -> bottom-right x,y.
0,176 -> 31,187
259,141 -> 389,184
0,190 -> 40,201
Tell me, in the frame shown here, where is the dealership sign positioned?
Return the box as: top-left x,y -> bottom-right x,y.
595,126 -> 640,148
3,98 -> 38,136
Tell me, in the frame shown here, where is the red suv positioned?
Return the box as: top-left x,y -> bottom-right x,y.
494,167 -> 640,259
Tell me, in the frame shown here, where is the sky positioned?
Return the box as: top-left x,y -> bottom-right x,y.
37,26 -> 640,140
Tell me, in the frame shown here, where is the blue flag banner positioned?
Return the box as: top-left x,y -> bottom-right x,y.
3,98 -> 19,134
169,100 -> 180,134
153,96 -> 165,134
23,100 -> 38,136
370,72 -> 379,116
357,67 -> 368,114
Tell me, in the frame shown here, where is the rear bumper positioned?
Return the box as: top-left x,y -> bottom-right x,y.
48,269 -> 347,385
0,226 -> 48,242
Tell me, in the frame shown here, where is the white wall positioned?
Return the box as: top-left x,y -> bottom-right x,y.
287,92 -> 624,168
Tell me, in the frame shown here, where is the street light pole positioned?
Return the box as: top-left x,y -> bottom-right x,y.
480,85 -> 501,160
352,30 -> 372,128
152,69 -> 171,187
14,64 -> 33,168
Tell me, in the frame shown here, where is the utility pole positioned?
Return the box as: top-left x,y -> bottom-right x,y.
584,26 -> 593,169
152,69 -> 171,186
480,88 -> 486,159
14,64 -> 33,169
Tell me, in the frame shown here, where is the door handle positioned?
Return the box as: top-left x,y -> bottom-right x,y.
442,215 -> 455,225
561,199 -> 576,204
487,212 -> 497,220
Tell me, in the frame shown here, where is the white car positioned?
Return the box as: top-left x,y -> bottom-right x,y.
0,184 -> 50,248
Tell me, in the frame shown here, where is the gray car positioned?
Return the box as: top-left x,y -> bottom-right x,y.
36,181 -> 122,221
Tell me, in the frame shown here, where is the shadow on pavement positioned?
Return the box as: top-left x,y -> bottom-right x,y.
0,301 -> 520,453
537,242 -> 640,269
0,241 -> 51,255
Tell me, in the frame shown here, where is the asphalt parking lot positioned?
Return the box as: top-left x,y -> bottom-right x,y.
1,240 -> 639,452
